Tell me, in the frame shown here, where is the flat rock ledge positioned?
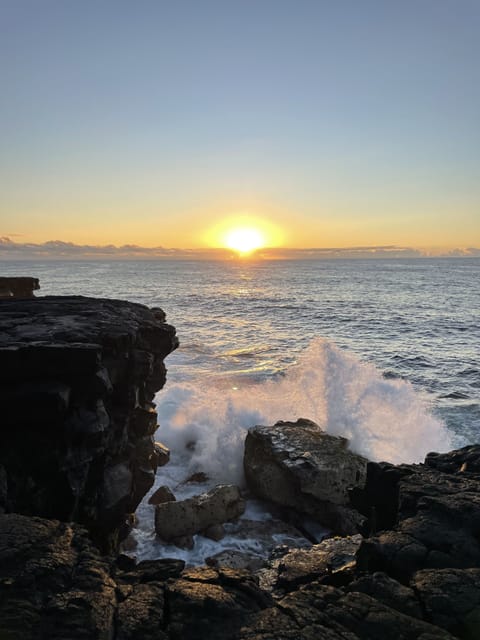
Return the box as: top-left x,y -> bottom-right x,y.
0,295 -> 178,550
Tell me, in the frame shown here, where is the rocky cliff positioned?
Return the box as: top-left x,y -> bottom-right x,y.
1,292 -> 479,639
0,295 -> 178,551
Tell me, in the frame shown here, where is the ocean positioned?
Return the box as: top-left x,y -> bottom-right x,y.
3,258 -> 479,563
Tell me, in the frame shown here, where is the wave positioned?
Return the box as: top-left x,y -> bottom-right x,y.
155,338 -> 454,487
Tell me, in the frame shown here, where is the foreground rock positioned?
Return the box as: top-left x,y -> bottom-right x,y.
1,512 -> 464,640
0,295 -> 177,550
244,419 -> 368,534
154,484 -> 245,543
354,446 -> 480,582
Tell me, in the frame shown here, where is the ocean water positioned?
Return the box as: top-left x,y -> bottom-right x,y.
3,258 -> 479,563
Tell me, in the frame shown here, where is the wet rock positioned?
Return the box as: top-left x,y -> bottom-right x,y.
148,485 -> 176,505
184,471 -> 209,484
244,419 -> 368,535
154,484 -> 245,542
0,295 -> 177,551
202,523 -> 225,541
206,550 -> 266,571
152,441 -> 170,469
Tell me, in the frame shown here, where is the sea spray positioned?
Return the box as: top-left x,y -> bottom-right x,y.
155,338 -> 455,487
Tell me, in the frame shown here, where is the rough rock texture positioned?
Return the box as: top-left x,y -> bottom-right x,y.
154,484 -> 245,541
354,447 -> 480,582
0,276 -> 39,298
244,419 -> 368,534
0,296 -> 177,550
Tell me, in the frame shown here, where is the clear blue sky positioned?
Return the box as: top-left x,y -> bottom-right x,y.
1,0 -> 479,249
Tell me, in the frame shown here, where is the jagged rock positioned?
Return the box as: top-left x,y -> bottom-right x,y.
356,447 -> 480,582
0,296 -> 177,550
254,581 -> 455,640
154,484 -> 245,542
347,572 -> 422,619
425,445 -> 480,475
244,419 -> 368,535
148,485 -> 176,505
152,441 -> 170,469
206,550 -> 266,571
0,276 -> 39,298
411,568 -> 480,639
0,513 -> 117,640
274,534 -> 363,591
184,471 -> 209,484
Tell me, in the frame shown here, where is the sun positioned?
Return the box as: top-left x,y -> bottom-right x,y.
224,227 -> 265,255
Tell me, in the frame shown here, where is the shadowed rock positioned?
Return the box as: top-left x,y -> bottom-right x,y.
0,295 -> 178,550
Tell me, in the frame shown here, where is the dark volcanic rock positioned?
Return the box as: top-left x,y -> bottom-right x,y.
0,512 -> 463,640
244,419 -> 368,534
356,448 -> 480,582
0,276 -> 39,298
0,295 -> 177,550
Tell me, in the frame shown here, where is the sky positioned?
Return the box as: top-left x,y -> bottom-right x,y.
1,0 -> 479,256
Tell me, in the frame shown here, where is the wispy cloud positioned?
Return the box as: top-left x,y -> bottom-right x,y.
0,237 -> 479,260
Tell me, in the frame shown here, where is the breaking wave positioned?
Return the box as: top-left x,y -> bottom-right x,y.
155,338 -> 454,486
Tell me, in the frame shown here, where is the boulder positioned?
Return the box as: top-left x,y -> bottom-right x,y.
244,419 -> 368,534
154,484 -> 245,541
148,485 -> 176,505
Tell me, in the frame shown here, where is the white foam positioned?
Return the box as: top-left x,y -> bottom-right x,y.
155,337 -> 454,486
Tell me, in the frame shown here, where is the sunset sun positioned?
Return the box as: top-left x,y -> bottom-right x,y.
204,215 -> 284,257
224,227 -> 265,254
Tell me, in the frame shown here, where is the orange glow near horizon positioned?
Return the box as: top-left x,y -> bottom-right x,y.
204,215 -> 284,255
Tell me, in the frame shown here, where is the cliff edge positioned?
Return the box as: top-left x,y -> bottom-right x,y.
0,295 -> 178,550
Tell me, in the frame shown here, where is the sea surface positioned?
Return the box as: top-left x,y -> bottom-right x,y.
3,258 -> 480,563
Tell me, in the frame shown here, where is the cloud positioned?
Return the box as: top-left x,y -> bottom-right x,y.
0,237 -> 479,260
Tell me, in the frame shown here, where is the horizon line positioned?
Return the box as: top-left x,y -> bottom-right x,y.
1,237 -> 480,260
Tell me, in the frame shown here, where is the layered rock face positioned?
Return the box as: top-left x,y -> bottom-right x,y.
0,295 -> 177,550
244,418 -> 368,534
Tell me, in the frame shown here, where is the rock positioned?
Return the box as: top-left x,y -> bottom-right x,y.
411,568 -> 480,639
202,523 -> 225,541
356,447 -> 480,581
148,485 -> 176,505
0,276 -> 39,298
244,419 -> 368,534
152,441 -> 170,469
0,295 -> 177,551
154,484 -> 245,541
184,471 -> 209,484
347,572 -> 423,619
274,534 -> 363,591
0,513 -> 117,640
425,445 -> 480,475
206,550 -> 266,571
